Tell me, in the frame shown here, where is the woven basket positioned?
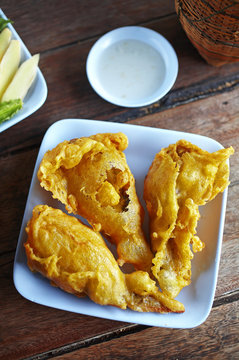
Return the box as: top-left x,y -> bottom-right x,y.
175,0 -> 239,66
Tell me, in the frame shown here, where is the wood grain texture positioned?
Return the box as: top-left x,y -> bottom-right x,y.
1,0 -> 175,53
0,1 -> 238,359
0,238 -> 238,360
53,301 -> 239,360
127,88 -> 239,171
0,13 -> 238,155
0,259 -> 131,360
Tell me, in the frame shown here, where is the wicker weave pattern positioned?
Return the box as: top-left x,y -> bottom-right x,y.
175,0 -> 239,66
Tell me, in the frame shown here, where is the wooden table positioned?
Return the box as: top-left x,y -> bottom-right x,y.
1,1 -> 239,359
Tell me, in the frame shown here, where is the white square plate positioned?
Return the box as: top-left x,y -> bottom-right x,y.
14,119 -> 228,328
0,9 -> 47,133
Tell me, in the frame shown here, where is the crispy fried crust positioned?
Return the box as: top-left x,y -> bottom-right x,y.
37,133 -> 152,271
144,140 -> 234,298
25,205 -> 184,313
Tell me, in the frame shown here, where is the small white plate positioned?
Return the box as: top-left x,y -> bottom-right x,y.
86,26 -> 178,107
0,9 -> 47,133
14,119 -> 228,328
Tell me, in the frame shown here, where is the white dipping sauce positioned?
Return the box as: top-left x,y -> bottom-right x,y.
97,39 -> 165,102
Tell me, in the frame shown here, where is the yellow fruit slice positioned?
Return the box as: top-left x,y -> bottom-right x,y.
0,28 -> 12,61
2,54 -> 40,102
0,39 -> 21,100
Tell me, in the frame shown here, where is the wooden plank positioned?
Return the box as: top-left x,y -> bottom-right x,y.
0,14 -> 238,155
1,254 -> 238,360
44,300 -> 239,359
1,147 -> 38,254
0,261 -> 131,360
127,88 -> 239,175
1,0 -> 175,53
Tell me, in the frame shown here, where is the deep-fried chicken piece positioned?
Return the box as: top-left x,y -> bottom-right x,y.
37,133 -> 152,271
144,140 -> 234,298
25,205 -> 184,313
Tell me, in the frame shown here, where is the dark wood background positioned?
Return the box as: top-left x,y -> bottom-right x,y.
0,1 -> 238,359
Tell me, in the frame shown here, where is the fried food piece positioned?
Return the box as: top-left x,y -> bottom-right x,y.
125,271 -> 184,313
37,133 -> 152,271
144,140 -> 234,298
25,205 -> 184,313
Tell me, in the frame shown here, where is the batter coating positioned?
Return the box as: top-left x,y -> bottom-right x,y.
144,140 -> 234,298
37,133 -> 152,271
25,205 -> 184,313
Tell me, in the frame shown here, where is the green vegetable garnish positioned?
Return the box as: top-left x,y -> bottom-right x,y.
0,99 -> 23,124
0,18 -> 13,32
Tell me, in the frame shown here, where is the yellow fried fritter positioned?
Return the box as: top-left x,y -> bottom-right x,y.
144,140 -> 234,298
25,205 -> 184,313
37,133 -> 152,271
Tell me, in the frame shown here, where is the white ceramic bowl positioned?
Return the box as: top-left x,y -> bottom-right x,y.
86,26 -> 178,107
0,9 -> 47,133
